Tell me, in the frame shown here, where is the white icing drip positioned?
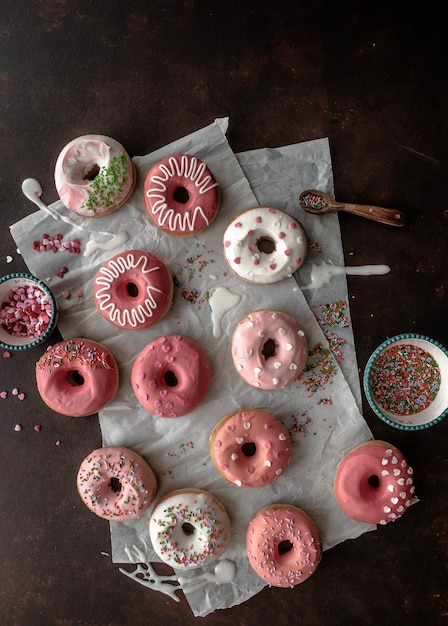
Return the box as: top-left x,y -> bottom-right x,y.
301,261 -> 391,290
94,252 -> 163,328
119,545 -> 181,602
146,155 -> 218,232
209,286 -> 242,338
21,178 -> 129,257
178,559 -> 236,593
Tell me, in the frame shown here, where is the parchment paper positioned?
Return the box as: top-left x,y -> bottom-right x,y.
10,119 -> 374,617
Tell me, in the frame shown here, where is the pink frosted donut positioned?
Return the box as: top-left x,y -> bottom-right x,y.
223,207 -> 307,284
210,409 -> 292,487
77,446 -> 157,520
144,153 -> 221,236
232,309 -> 308,390
55,135 -> 135,217
35,338 -> 119,417
132,335 -> 211,417
246,504 -> 322,588
334,440 -> 416,525
93,249 -> 173,330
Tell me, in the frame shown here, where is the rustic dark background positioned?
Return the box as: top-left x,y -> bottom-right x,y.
0,1 -> 446,625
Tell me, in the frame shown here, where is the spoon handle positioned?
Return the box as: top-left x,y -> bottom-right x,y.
342,202 -> 406,227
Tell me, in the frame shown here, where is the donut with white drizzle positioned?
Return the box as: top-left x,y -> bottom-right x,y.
210,408 -> 292,487
144,153 -> 220,236
223,207 -> 307,284
149,488 -> 232,569
231,309 -> 308,390
246,504 -> 322,587
93,249 -> 173,330
334,440 -> 416,524
77,446 -> 157,520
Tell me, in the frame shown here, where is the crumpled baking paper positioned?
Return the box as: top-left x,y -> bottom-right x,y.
10,118 -> 374,617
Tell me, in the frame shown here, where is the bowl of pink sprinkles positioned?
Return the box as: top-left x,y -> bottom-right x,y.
364,334 -> 448,430
0,273 -> 57,350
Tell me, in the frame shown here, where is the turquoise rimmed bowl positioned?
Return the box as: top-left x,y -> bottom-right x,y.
363,333 -> 448,430
0,273 -> 58,351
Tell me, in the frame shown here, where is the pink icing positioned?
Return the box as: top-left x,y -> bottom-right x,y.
35,338 -> 119,417
232,309 -> 308,390
93,249 -> 173,330
144,154 -> 220,236
211,409 -> 291,487
246,505 -> 322,587
54,135 -> 135,217
334,441 -> 416,524
77,446 -> 157,520
131,335 -> 211,417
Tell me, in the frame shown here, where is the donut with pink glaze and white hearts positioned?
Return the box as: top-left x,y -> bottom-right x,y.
144,153 -> 221,236
131,335 -> 211,417
210,408 -> 292,487
334,440 -> 416,525
223,206 -> 307,284
231,309 -> 308,390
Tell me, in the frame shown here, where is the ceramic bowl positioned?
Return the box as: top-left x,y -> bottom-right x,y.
0,273 -> 57,351
363,333 -> 448,430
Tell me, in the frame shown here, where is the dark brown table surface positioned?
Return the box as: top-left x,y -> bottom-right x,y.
1,2 -> 447,625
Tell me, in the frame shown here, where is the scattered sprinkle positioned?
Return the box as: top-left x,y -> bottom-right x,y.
6,255 -> 13,263
18,392 -> 26,400
55,440 -> 61,446
0,391 -> 7,399
62,291 -> 70,299
12,388 -> 18,396
14,424 -> 22,431
3,351 -> 11,358
34,424 -> 41,432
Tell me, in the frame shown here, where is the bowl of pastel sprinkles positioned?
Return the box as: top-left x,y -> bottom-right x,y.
364,334 -> 448,430
0,273 -> 57,351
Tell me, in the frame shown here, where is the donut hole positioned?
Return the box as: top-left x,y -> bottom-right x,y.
109,477 -> 122,493
368,474 -> 380,488
66,370 -> 84,386
256,236 -> 276,254
262,338 -> 277,360
182,522 -> 195,536
241,442 -> 256,457
173,186 -> 190,204
278,540 -> 294,556
164,370 -> 178,387
126,282 -> 139,297
83,163 -> 100,181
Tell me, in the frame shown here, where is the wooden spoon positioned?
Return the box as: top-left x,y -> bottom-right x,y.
299,190 -> 406,227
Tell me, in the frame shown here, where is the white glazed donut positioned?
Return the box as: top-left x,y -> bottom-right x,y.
223,207 -> 307,284
149,488 -> 232,569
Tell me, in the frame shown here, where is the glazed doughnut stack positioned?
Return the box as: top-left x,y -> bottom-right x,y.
29,138 -> 417,595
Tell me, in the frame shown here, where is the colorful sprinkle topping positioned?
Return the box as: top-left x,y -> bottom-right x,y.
81,153 -> 128,212
301,192 -> 326,210
370,344 -> 441,415
36,340 -> 112,371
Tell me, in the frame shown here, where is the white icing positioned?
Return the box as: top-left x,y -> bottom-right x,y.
119,545 -> 181,602
21,178 -> 129,258
209,286 -> 242,338
301,261 -> 391,290
178,559 -> 236,593
223,207 -> 307,284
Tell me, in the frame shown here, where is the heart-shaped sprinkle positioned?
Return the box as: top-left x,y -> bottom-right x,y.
253,258 -> 260,265
162,344 -> 171,352
18,393 -> 26,401
264,423 -> 272,430
166,355 -> 174,363
221,464 -> 229,471
381,470 -> 389,476
264,460 -> 272,467
387,485 -> 395,492
274,361 -> 282,369
278,232 -> 285,239
255,216 -> 262,223
231,453 -> 238,461
273,378 -> 280,385
383,506 -> 391,513
244,422 -> 251,429
224,240 -> 231,247
286,343 -> 293,351
397,478 -> 405,485
391,497 -> 399,504
234,222 -> 242,228
400,492 -> 407,499
247,466 -> 254,474
294,258 -> 302,265
264,442 -> 272,449
235,480 -> 243,486
269,263 -> 277,270
275,468 -> 282,475
0,391 -> 7,399
234,257 -> 241,264
279,433 -> 287,441
215,440 -> 222,448
288,222 -> 297,229
284,249 -> 291,256
236,437 -> 244,444
160,389 -> 168,397
227,424 -> 235,432
393,468 -> 401,476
